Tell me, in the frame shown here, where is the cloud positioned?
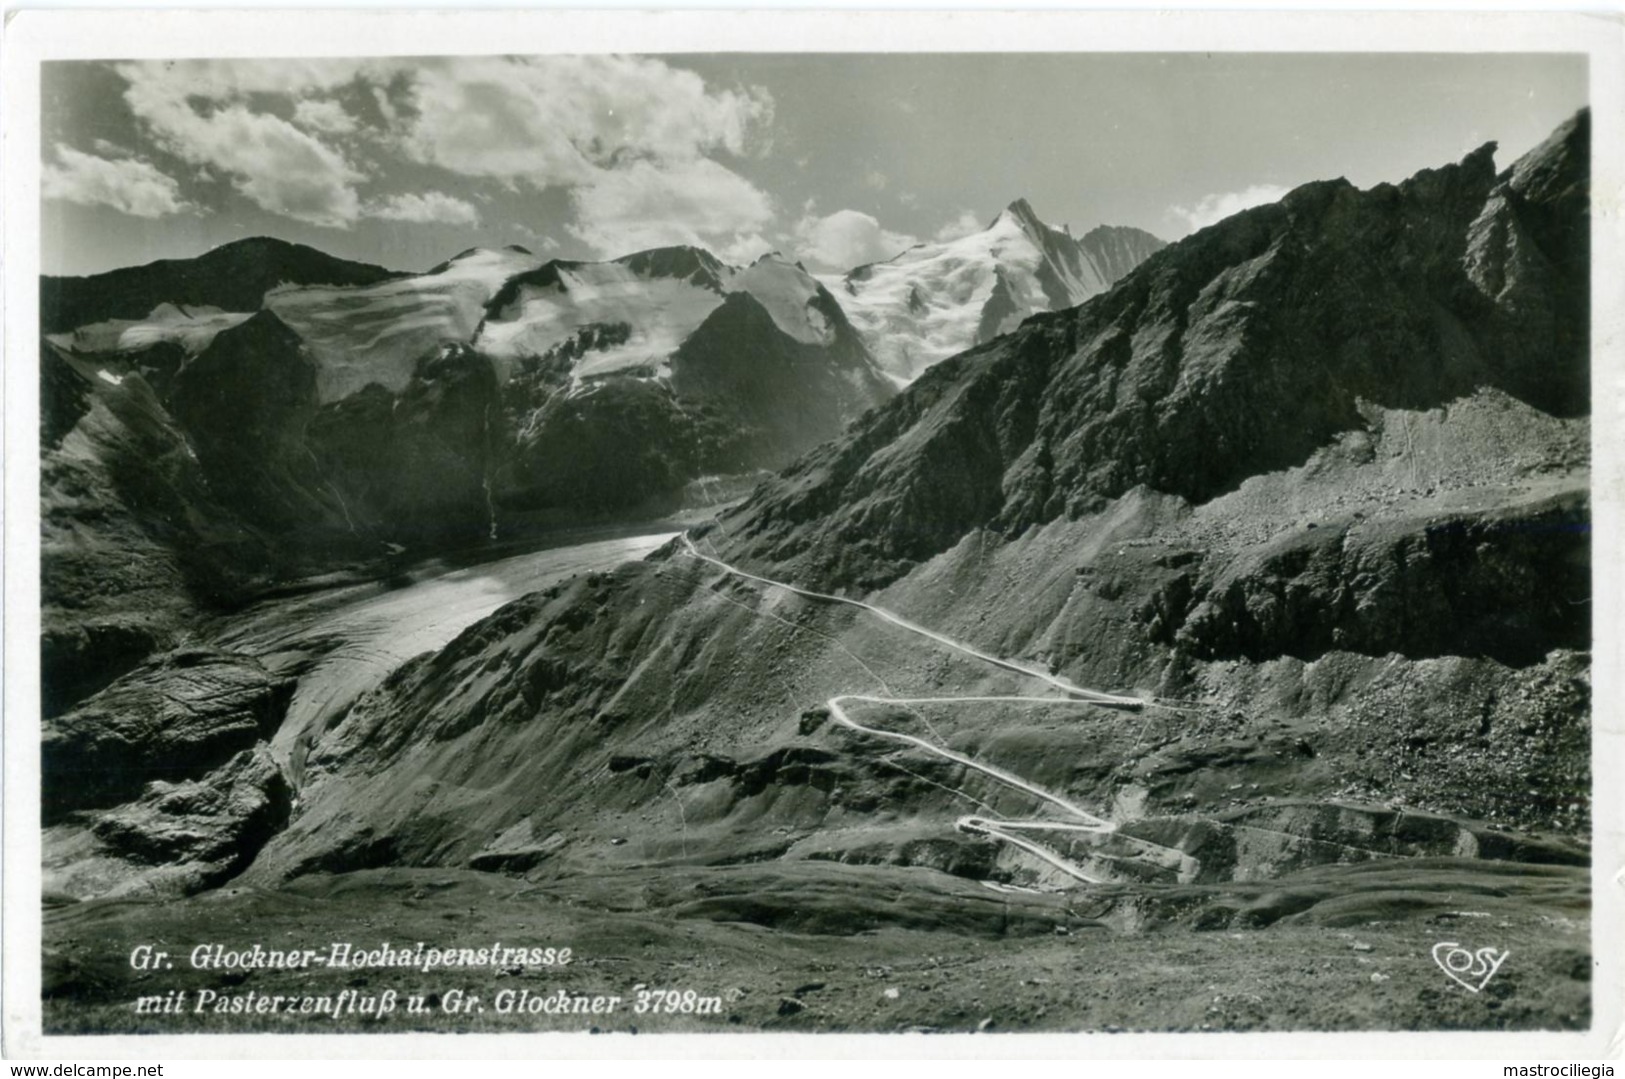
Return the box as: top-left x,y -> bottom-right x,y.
568,157 -> 774,258
514,223 -> 562,252
367,191 -> 481,227
116,58 -> 365,100
862,169 -> 888,191
933,209 -> 984,242
293,99 -> 360,136
793,208 -> 917,272
399,55 -> 773,188
116,60 -> 366,228
396,56 -> 779,257
1169,183 -> 1291,233
718,233 -> 776,265
104,56 -> 780,246
43,144 -> 191,218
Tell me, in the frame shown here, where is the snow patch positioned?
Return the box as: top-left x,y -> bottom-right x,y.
55,303 -> 254,358
477,251 -> 843,391
265,246 -> 544,401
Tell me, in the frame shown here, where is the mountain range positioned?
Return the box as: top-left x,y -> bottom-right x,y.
39,112 -> 1593,1032
221,107 -> 1589,876
40,201 -> 1162,711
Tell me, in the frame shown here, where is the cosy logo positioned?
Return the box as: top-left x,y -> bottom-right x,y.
1431,941 -> 1511,993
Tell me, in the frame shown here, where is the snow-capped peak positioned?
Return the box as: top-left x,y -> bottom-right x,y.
994,197 -> 1047,236
825,200 -> 1165,383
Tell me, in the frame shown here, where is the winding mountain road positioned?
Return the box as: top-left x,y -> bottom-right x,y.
677,535 -> 1165,886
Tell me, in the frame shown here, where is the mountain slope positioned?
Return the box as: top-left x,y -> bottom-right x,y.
729,120 -> 1588,592
828,200 -> 1165,382
41,237 -> 400,336
267,246 -> 545,401
39,343 -> 277,714
474,246 -> 895,519
238,111 -> 1589,905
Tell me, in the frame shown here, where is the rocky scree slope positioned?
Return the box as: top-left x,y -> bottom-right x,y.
234,113 -> 1590,894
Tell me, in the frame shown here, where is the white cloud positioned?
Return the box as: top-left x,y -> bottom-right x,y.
513,223 -> 562,252
793,208 -> 917,272
1169,183 -> 1291,233
116,60 -> 366,228
718,233 -> 776,265
43,144 -> 191,218
397,56 -> 779,258
568,157 -> 774,258
367,191 -> 481,227
105,56 -> 780,244
115,58 -> 367,101
399,55 -> 773,188
370,85 -> 399,126
934,209 -> 984,242
293,99 -> 360,136
862,169 -> 888,191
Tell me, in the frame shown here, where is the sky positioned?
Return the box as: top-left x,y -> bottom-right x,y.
40,52 -> 1587,277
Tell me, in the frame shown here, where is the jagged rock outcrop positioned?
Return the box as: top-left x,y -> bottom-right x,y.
668,288 -> 893,471
46,745 -> 293,900
42,649 -> 292,822
94,748 -> 292,888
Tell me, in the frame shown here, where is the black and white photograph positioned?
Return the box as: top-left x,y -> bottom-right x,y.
3,8 -> 1621,1058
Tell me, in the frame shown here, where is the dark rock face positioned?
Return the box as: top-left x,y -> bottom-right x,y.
1078,224 -> 1170,288
167,310 -> 338,535
499,378 -> 695,517
495,280 -> 892,521
41,236 -> 398,335
42,649 -> 292,822
715,116 -> 1588,593
669,289 -> 893,473
309,344 -> 502,547
41,343 -> 92,449
40,345 -> 273,714
88,746 -> 294,890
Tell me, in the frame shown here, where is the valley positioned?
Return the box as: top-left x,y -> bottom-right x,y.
36,102 -> 1594,1036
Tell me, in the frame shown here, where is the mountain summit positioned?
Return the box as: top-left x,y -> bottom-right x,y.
828,200 -> 1165,382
